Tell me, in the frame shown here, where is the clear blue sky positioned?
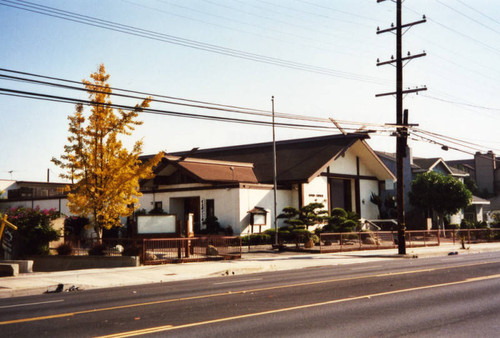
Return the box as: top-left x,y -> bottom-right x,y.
1,0 -> 499,182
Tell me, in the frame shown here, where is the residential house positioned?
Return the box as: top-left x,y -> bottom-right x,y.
447,151 -> 500,221
377,148 -> 490,228
0,179 -> 69,213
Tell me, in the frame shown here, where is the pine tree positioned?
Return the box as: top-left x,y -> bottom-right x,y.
52,64 -> 163,240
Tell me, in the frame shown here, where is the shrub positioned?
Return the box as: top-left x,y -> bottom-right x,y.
5,206 -> 61,256
241,233 -> 272,246
88,243 -> 107,256
56,242 -> 74,256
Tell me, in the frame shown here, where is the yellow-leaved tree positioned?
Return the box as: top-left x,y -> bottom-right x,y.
52,64 -> 163,240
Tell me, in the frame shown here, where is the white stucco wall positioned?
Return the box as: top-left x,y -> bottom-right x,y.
329,151 -> 357,175
302,176 -> 328,207
239,186 -> 293,235
359,180 -> 380,219
139,188 -> 241,232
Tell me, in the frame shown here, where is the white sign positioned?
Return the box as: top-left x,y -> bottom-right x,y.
137,215 -> 176,234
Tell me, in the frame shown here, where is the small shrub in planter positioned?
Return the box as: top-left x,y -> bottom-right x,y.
56,242 -> 74,256
88,243 -> 107,256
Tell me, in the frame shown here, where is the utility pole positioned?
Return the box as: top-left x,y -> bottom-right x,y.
272,96 -> 278,246
376,0 -> 426,255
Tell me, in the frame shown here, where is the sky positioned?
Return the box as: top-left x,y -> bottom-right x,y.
0,0 -> 499,182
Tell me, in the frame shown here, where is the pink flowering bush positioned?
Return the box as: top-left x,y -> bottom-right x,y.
5,206 -> 61,256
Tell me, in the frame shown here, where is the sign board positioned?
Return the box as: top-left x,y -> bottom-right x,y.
137,215 -> 176,234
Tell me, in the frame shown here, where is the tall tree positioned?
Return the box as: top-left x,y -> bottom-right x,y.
52,64 -> 163,240
409,171 -> 472,232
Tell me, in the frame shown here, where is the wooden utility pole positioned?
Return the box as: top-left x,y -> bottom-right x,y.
376,0 -> 426,255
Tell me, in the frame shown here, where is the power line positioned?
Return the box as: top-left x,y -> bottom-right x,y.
412,128 -> 500,154
297,0 -> 378,23
0,0 -> 389,85
426,18 -> 500,56
403,3 -> 500,55
130,0 -> 338,54
2,85 -> 495,158
0,86 -> 366,133
0,67 -> 393,128
421,94 -> 500,112
436,0 -> 500,36
454,0 -> 500,26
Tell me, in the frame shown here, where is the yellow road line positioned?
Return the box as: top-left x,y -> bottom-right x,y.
97,273 -> 500,338
2,259 -> 500,326
97,325 -> 174,338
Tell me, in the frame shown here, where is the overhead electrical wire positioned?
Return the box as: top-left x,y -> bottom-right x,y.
0,87 -> 369,134
403,4 -> 500,56
420,93 -> 500,112
412,128 -> 500,153
128,0 -> 337,54
435,0 -> 500,36
0,0 -> 390,85
1,67 -> 496,155
454,0 -> 500,26
0,67 -> 391,128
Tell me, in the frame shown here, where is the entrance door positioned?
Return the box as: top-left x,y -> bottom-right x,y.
329,178 -> 353,212
170,197 -> 201,235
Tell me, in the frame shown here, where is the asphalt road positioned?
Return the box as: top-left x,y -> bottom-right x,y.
1,252 -> 499,337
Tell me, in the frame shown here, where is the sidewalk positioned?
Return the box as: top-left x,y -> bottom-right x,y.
1,242 -> 500,298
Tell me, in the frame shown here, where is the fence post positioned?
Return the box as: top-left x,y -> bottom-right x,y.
467,229 -> 471,244
340,233 -> 343,252
437,230 -> 440,246
142,239 -> 146,264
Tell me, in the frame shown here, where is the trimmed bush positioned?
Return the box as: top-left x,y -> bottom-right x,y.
56,242 -> 74,256
88,243 -> 107,256
241,233 -> 272,246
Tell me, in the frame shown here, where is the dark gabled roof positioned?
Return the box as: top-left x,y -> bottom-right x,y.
449,166 -> 468,176
413,158 -> 441,171
171,133 -> 369,184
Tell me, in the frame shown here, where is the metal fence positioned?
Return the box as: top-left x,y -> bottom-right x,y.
143,236 -> 242,264
319,230 -> 441,253
64,238 -> 144,256
63,236 -> 242,264
441,228 -> 500,245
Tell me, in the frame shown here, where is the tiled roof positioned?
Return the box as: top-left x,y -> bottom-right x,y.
175,158 -> 258,183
